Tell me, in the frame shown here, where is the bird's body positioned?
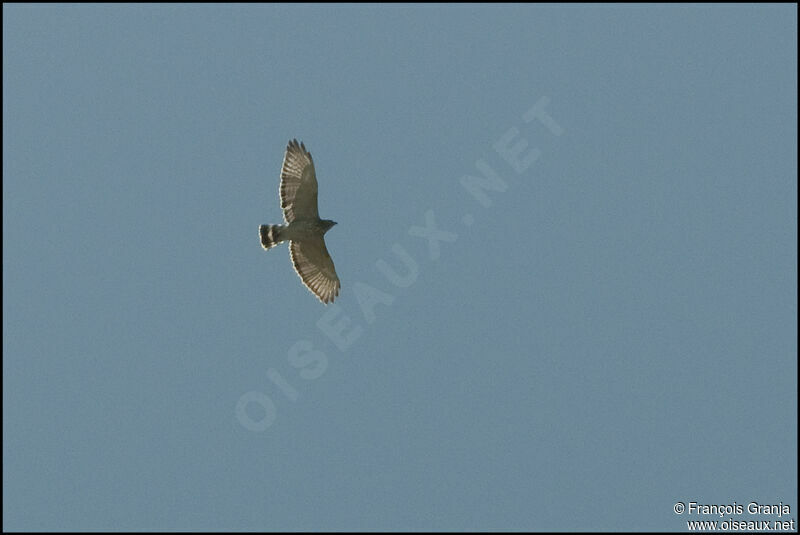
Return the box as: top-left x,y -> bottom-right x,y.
260,139 -> 340,304
260,219 -> 337,249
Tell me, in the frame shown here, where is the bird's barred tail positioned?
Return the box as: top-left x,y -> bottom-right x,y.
260,224 -> 286,250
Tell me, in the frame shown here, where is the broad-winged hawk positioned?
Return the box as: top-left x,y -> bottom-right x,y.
260,139 -> 340,304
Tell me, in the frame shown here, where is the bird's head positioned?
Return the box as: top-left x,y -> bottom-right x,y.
321,219 -> 337,233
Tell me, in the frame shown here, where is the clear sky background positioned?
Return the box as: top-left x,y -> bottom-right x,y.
3,4 -> 797,532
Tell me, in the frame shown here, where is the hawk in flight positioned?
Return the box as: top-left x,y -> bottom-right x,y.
260,139 -> 340,304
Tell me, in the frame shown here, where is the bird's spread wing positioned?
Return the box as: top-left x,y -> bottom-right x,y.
280,139 -> 319,223
289,237 -> 340,304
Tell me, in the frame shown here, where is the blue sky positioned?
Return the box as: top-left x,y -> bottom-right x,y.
3,4 -> 797,531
